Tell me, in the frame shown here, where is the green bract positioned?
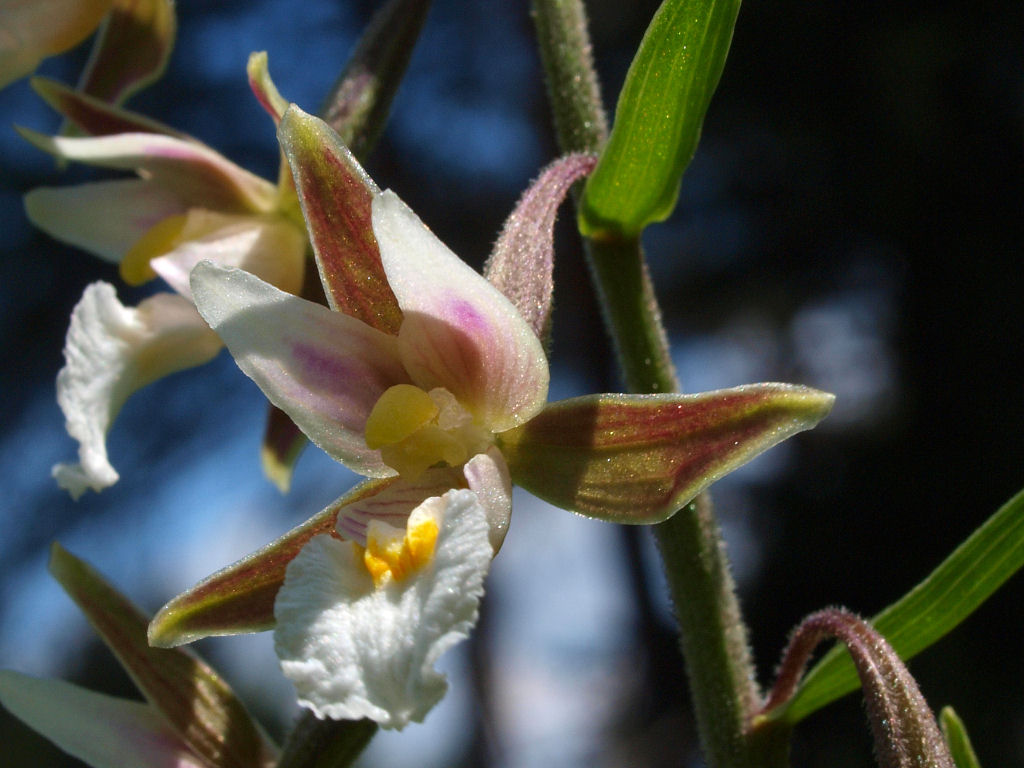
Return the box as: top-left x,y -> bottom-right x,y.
579,0 -> 742,238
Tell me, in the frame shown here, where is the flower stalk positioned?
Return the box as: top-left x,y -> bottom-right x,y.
531,1 -> 762,766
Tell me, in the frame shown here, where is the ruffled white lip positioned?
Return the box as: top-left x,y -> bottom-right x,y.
274,483 -> 496,729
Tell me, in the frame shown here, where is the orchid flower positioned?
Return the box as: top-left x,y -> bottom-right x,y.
0,544 -> 277,768
21,56 -> 308,498
147,106 -> 835,730
1,0 -> 174,97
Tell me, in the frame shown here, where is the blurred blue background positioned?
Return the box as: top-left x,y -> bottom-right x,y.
1,0 -> 1022,766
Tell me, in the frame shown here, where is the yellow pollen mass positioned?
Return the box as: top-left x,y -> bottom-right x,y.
362,516 -> 440,587
365,384 -> 439,449
120,214 -> 189,285
365,385 -> 492,479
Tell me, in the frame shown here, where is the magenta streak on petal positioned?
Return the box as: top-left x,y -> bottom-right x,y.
281,341 -> 392,434
290,342 -> 357,387
448,297 -> 487,333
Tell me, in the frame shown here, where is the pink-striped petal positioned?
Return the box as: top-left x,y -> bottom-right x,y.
191,262 -> 409,476
25,178 -> 185,263
334,466 -> 463,545
149,211 -> 306,301
0,671 -> 204,768
372,190 -> 549,432
277,106 -> 402,333
17,127 -> 277,213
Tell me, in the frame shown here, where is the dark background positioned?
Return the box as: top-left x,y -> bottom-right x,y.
1,0 -> 1021,766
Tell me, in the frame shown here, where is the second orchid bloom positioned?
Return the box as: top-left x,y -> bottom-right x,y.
22,56 -> 307,498
148,104 -> 834,729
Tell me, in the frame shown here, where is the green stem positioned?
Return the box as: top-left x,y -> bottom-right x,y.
531,2 -> 764,766
530,0 -> 608,153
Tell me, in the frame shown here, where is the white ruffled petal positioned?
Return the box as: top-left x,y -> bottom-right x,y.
53,283 -> 222,498
274,487 -> 493,729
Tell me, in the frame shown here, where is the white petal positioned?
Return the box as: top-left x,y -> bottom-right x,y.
25,179 -> 186,263
0,0 -> 110,89
274,488 -> 494,729
150,211 -> 306,301
464,447 -> 513,552
371,190 -> 549,432
53,284 -> 222,498
18,128 -> 277,213
0,670 -> 204,768
191,262 -> 408,477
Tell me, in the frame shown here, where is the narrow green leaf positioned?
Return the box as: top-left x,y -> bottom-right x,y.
148,478 -> 396,647
579,0 -> 741,238
48,543 -> 278,768
940,707 -> 982,768
770,487 -> 1024,724
278,106 -> 403,335
499,384 -> 833,523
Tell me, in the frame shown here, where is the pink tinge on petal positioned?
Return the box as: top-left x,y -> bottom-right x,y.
191,262 -> 409,476
372,190 -> 549,432
17,128 -> 278,214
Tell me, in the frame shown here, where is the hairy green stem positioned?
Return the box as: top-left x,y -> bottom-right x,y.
530,0 -> 608,153
531,2 -> 763,766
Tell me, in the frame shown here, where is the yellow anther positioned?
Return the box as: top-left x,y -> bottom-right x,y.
364,384 -> 439,450
120,214 -> 189,285
362,516 -> 440,587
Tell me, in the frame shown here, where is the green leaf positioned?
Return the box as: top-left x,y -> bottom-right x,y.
770,487 -> 1024,724
940,707 -> 982,768
499,384 -> 833,523
578,0 -> 741,238
48,543 -> 278,768
148,478 -> 396,647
